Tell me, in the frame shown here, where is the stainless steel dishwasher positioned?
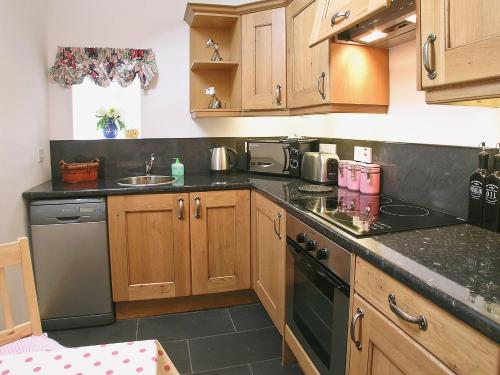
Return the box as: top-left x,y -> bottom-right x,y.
30,198 -> 114,330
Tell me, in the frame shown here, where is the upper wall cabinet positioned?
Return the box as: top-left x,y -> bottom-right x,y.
242,8 -> 287,111
287,0 -> 389,113
309,0 -> 391,47
419,0 -> 500,106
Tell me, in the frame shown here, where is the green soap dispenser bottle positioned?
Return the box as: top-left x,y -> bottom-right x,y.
467,142 -> 490,227
482,144 -> 500,232
172,157 -> 184,177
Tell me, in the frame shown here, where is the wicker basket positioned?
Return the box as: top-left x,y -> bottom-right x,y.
59,159 -> 100,183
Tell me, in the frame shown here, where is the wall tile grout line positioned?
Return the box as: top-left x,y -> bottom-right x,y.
227,307 -> 237,332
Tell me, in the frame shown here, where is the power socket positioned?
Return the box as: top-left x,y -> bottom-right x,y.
37,147 -> 45,163
354,146 -> 372,163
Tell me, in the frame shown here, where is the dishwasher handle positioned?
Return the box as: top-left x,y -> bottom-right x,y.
55,216 -> 82,224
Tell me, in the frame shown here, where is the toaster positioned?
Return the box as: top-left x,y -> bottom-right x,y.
301,152 -> 339,185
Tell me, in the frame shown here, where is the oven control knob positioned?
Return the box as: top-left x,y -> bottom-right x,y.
317,248 -> 329,260
305,240 -> 317,251
290,148 -> 299,156
296,233 -> 307,243
290,160 -> 299,169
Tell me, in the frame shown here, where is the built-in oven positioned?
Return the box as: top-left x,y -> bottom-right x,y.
286,214 -> 351,375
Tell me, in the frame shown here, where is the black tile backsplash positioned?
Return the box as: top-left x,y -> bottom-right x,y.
50,137 -> 496,219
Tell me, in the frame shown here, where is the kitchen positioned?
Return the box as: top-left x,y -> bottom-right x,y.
0,0 -> 499,374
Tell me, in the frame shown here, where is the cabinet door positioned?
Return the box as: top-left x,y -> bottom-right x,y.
108,194 -> 191,302
190,190 -> 251,295
349,294 -> 453,375
309,0 -> 390,47
420,0 -> 500,89
242,8 -> 287,110
251,192 -> 286,335
287,0 -> 330,109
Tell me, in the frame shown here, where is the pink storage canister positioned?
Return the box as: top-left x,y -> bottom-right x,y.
360,163 -> 381,194
347,162 -> 361,191
338,160 -> 349,187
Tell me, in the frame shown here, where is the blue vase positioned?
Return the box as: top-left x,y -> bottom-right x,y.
102,118 -> 119,139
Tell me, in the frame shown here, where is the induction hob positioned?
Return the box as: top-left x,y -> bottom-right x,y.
292,187 -> 465,237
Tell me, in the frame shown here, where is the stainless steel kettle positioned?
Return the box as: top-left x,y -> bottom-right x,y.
209,145 -> 239,174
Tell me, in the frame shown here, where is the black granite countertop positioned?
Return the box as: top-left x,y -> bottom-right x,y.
23,173 -> 500,343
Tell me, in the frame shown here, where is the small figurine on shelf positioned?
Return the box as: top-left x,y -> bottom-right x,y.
206,37 -> 223,62
206,87 -> 222,109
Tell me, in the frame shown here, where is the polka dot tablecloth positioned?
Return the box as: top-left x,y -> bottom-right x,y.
0,340 -> 179,375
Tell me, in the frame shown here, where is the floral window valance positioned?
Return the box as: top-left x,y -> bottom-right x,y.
49,47 -> 158,89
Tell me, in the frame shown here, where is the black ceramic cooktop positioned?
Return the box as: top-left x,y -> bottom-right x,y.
292,187 -> 466,237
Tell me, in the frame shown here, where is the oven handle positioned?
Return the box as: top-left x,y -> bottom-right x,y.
287,239 -> 349,295
282,145 -> 290,173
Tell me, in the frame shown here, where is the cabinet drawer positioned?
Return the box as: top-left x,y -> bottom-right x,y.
355,257 -> 499,375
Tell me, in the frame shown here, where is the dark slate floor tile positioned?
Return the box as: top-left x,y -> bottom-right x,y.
228,303 -> 274,332
161,340 -> 192,374
251,358 -> 304,375
192,364 -> 252,375
138,308 -> 234,342
46,319 -> 137,347
189,327 -> 282,373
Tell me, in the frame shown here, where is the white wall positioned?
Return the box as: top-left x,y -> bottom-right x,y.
0,0 -> 50,322
47,0 -> 500,147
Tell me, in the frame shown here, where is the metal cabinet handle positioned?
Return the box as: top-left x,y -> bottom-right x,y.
178,198 -> 184,220
275,84 -> 282,106
317,72 -> 326,99
194,196 -> 201,219
350,308 -> 364,351
388,294 -> 428,330
331,10 -> 350,27
423,33 -> 437,80
273,213 -> 282,239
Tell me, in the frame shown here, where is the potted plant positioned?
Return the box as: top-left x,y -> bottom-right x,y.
96,107 -> 126,139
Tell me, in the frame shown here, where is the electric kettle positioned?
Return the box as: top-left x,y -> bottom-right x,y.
209,145 -> 239,174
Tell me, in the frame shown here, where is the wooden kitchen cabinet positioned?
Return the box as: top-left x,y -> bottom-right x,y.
190,190 -> 251,295
351,257 -> 500,375
309,0 -> 391,47
251,191 -> 286,335
287,0 -> 389,113
419,0 -> 500,106
348,294 -> 453,375
242,8 -> 287,111
108,194 -> 191,302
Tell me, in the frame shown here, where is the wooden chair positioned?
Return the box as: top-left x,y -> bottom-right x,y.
0,237 -> 42,346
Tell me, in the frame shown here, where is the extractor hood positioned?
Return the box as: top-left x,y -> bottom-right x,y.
337,0 -> 416,48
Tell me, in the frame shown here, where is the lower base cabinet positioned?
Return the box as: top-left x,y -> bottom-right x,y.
349,294 -> 453,375
251,191 -> 286,335
190,190 -> 251,295
108,194 -> 191,302
108,190 -> 251,302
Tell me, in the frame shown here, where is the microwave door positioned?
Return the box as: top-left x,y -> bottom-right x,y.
249,144 -> 289,175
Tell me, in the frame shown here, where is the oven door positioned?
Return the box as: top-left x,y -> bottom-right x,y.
248,142 -> 290,175
286,239 -> 350,375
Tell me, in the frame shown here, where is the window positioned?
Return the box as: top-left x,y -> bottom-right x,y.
72,78 -> 141,140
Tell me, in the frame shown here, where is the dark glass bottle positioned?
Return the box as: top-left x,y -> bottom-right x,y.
482,146 -> 500,232
467,143 -> 489,227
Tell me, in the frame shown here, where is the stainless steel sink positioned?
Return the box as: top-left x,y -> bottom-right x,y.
117,175 -> 177,187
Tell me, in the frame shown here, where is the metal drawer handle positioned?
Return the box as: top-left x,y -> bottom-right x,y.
388,294 -> 428,330
423,33 -> 437,80
178,198 -> 184,220
194,196 -> 201,219
275,84 -> 282,106
317,72 -> 326,99
350,308 -> 364,351
331,10 -> 350,27
273,213 -> 282,239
